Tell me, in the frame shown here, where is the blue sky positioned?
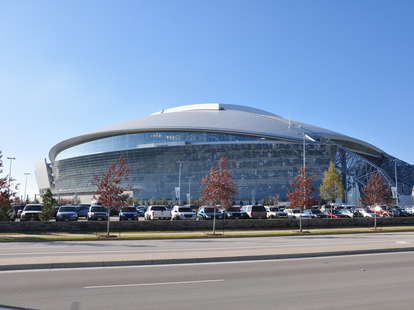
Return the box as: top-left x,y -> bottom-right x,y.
1,0 -> 413,199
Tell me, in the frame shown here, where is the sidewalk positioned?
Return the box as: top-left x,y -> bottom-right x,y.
1,228 -> 414,271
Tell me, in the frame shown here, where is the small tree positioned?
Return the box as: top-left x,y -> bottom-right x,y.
360,173 -> 392,230
320,161 -> 344,204
0,152 -> 13,221
0,152 -> 10,221
93,157 -> 129,236
40,189 -> 56,221
287,168 -> 317,232
201,157 -> 237,234
361,173 -> 393,206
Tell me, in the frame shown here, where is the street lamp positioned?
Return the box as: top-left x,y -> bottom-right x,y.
188,176 -> 193,205
177,161 -> 183,205
394,159 -> 399,207
300,133 -> 317,232
24,173 -> 31,202
7,157 -> 16,194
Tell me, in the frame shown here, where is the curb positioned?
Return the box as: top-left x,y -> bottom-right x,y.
2,246 -> 414,271
1,228 -> 414,242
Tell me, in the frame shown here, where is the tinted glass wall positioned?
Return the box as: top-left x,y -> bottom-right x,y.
53,143 -> 335,201
56,131 -> 267,160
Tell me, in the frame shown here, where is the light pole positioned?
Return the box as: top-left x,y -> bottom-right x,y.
7,157 -> 16,194
300,133 -> 316,232
393,159 -> 399,207
24,173 -> 31,202
188,176 -> 192,205
177,161 -> 183,205
300,134 -> 305,232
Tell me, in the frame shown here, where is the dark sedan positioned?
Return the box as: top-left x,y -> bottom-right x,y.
224,206 -> 244,219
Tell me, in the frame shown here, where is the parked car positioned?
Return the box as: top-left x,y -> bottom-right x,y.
20,204 -> 43,221
197,206 -> 223,220
283,208 -> 297,218
56,205 -> 78,221
87,205 -> 109,221
10,204 -> 25,221
171,206 -> 196,220
301,209 -> 319,218
144,205 -> 171,220
333,209 -> 353,218
76,204 -> 90,218
370,205 -> 390,217
265,206 -> 286,219
354,208 -> 378,218
135,206 -> 147,217
390,207 -> 409,217
224,206 -> 245,219
119,206 -> 139,221
403,206 -> 414,215
285,208 -> 302,218
240,205 -> 267,219
185,205 -> 200,213
321,211 -> 338,219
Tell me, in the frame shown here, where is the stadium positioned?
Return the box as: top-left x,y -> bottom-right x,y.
35,104 -> 414,205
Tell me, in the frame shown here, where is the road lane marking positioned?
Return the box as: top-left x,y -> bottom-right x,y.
396,241 -> 409,244
83,279 -> 224,289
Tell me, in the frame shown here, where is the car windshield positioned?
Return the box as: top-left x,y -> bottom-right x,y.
204,208 -> 215,213
312,209 -> 322,214
292,209 -> 301,214
59,206 -> 76,212
178,208 -> 192,212
151,206 -> 166,211
91,207 -> 107,212
78,206 -> 90,210
24,205 -> 42,211
269,207 -> 278,211
252,206 -> 266,212
122,207 -> 137,212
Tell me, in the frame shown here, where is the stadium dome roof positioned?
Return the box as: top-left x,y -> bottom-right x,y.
49,104 -> 384,161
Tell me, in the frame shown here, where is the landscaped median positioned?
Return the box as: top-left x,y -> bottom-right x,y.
1,226 -> 414,242
3,217 -> 414,234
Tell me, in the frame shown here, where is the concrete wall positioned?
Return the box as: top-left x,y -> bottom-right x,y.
1,217 -> 414,233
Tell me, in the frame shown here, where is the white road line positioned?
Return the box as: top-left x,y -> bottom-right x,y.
84,279 -> 224,289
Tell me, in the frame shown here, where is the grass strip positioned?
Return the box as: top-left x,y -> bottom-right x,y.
1,226 -> 414,242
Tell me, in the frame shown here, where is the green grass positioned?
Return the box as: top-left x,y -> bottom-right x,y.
1,226 -> 414,241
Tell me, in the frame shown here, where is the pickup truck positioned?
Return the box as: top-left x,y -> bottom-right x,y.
144,205 -> 171,220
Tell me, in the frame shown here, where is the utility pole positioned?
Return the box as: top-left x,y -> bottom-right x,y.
177,161 -> 183,205
24,173 -> 31,202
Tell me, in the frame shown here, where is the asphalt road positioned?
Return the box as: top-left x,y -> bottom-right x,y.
1,251 -> 414,310
1,232 -> 414,267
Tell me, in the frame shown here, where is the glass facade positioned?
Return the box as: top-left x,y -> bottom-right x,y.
52,142 -> 335,200
56,131 -> 267,160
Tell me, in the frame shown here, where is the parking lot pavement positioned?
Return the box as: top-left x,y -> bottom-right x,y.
0,231 -> 414,269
